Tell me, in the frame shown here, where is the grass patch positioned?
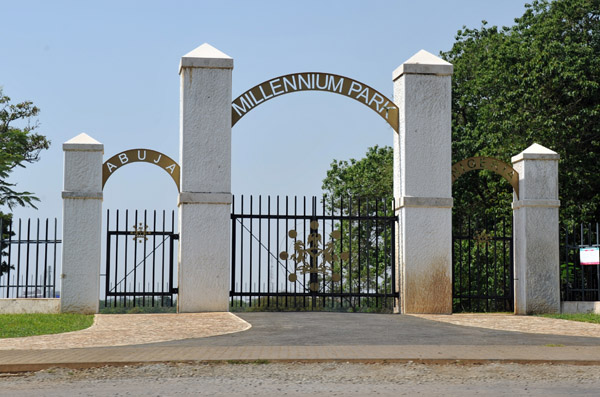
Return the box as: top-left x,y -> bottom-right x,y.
539,313 -> 600,324
0,314 -> 94,338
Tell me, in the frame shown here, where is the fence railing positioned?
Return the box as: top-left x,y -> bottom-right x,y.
0,218 -> 61,299
561,223 -> 600,301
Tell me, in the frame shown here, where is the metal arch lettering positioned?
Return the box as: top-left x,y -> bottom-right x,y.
451,156 -> 519,199
102,149 -> 181,192
231,72 -> 399,133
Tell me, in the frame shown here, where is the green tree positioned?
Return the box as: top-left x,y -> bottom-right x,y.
0,88 -> 50,276
322,145 -> 393,200
322,0 -> 600,311
443,0 -> 600,225
322,146 -> 395,311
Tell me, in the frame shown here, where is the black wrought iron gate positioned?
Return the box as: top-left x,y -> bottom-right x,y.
230,195 -> 398,312
103,209 -> 178,308
452,215 -> 513,312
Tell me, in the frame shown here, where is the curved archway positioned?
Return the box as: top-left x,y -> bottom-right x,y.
451,156 -> 519,199
231,72 -> 399,132
102,148 -> 180,191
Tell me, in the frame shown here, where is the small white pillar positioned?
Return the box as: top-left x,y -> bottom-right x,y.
61,133 -> 103,314
393,50 -> 454,314
512,143 -> 560,314
178,43 -> 233,312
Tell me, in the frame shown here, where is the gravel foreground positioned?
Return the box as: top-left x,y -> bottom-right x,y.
1,362 -> 599,396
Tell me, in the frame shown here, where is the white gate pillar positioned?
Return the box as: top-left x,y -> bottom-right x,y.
61,133 -> 103,314
393,50 -> 454,314
512,143 -> 560,314
178,43 -> 233,312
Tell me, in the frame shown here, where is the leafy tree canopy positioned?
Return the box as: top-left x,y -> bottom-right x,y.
322,145 -> 393,201
0,88 -> 50,276
0,88 -> 50,211
444,0 -> 600,223
323,0 -> 600,226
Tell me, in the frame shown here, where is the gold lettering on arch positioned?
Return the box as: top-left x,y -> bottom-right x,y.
102,148 -> 180,191
231,72 -> 399,133
451,156 -> 519,199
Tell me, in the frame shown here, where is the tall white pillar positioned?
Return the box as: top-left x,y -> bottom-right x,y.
178,43 -> 233,312
61,133 -> 103,314
393,50 -> 454,314
512,143 -> 560,314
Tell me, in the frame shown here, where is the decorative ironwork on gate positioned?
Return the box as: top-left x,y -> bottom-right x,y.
103,209 -> 178,309
230,195 -> 398,312
561,223 -> 600,301
452,215 -> 513,312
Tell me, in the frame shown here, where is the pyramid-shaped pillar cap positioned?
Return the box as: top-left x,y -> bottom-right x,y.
63,133 -> 103,152
512,143 -> 560,163
393,50 -> 453,80
179,43 -> 233,73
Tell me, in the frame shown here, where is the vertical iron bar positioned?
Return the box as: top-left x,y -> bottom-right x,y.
142,210 -> 147,306
25,219 -> 31,297
258,195 -> 262,307
357,197 -> 361,307
105,210 -> 111,307
375,199 -> 379,308
349,196 -> 353,308
467,215 -> 472,312
340,195 -> 344,309
35,219 -> 40,296
16,219 -> 21,298
230,195 -> 237,308
276,195 -> 280,309
152,210 -> 157,307
114,210 -> 120,307
43,219 -> 49,298
267,195 -> 271,307
249,196 -> 253,307
53,218 -> 57,299
124,210 -> 129,307
240,195 -> 244,308
161,210 -> 166,306
4,218 -> 10,298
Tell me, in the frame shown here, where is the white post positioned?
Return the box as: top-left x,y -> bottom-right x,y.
393,50 -> 454,314
178,43 -> 233,312
61,133 -> 103,314
512,143 -> 560,314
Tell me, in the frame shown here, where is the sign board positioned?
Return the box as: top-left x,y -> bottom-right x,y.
102,149 -> 180,191
580,247 -> 600,265
451,156 -> 520,199
231,72 -> 399,132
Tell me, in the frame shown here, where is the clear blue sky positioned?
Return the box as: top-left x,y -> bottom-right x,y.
2,0 -> 530,221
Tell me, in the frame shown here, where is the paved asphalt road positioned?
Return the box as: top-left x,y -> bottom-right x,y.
135,312 -> 600,347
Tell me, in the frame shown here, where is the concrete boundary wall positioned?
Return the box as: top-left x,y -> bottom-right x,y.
0,299 -> 60,314
561,301 -> 600,314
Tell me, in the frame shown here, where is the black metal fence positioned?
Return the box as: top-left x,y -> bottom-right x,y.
230,195 -> 398,312
452,215 -> 513,312
0,218 -> 61,299
561,223 -> 600,301
102,210 -> 178,309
